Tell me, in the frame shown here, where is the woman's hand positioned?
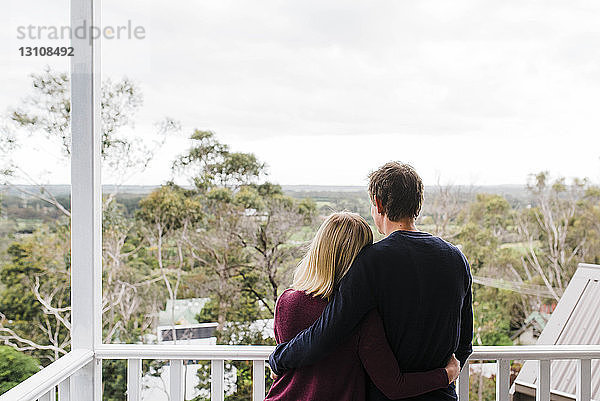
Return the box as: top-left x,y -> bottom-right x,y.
444,354 -> 460,383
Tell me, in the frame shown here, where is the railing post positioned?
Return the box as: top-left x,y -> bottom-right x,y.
252,360 -> 266,401
127,359 -> 142,401
70,0 -> 102,398
71,360 -> 101,401
496,359 -> 510,401
169,360 -> 184,401
576,359 -> 591,401
58,378 -> 71,401
536,360 -> 550,401
458,363 -> 469,401
211,359 -> 225,401
39,387 -> 56,401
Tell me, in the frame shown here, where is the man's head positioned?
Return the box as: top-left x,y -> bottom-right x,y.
368,162 -> 424,233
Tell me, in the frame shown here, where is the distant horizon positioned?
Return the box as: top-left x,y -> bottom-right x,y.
0,182 -> 546,190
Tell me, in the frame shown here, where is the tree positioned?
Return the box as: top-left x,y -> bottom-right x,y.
472,286 -> 520,346
102,199 -> 165,344
421,179 -> 474,239
240,185 -> 316,308
457,194 -> 519,276
463,194 -> 513,239
170,133 -> 313,400
456,194 -> 528,345
0,199 -> 168,366
576,186 -> 600,265
1,67 -> 178,216
0,346 -> 40,395
172,130 -> 265,191
136,184 -> 204,340
518,172 -> 588,301
0,228 -> 71,363
171,130 -> 268,327
0,68 -> 177,362
186,190 -> 250,329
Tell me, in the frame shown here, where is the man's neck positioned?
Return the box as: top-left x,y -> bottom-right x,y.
381,218 -> 418,236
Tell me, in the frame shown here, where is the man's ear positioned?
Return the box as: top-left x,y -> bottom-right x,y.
374,197 -> 384,214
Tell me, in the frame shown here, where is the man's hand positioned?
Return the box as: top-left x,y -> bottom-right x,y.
445,354 -> 460,383
270,368 -> 278,381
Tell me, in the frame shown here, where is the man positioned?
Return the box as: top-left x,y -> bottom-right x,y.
269,162 -> 473,400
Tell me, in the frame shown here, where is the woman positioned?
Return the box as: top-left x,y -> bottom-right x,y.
265,212 -> 460,401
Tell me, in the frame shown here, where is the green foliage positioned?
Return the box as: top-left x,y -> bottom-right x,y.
8,67 -> 143,159
0,226 -> 71,363
0,244 -> 44,322
457,193 -> 516,271
233,186 -> 264,210
456,193 -> 531,345
458,222 -> 499,271
197,279 -> 270,325
578,186 -> 600,264
101,359 -> 166,401
468,370 -> 496,401
254,182 -> 283,197
208,187 -> 235,204
173,130 -> 265,190
518,172 -> 595,300
102,359 -> 127,401
136,184 -> 204,232
473,286 -> 521,345
466,194 -> 512,232
0,346 -> 40,395
297,198 -> 317,223
467,362 -> 522,401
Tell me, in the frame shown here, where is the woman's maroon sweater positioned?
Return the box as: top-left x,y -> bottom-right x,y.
265,289 -> 449,401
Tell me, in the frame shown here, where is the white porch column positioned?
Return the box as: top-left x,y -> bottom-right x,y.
70,0 -> 102,400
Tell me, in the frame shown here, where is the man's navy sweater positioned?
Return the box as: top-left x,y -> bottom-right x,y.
269,230 -> 473,401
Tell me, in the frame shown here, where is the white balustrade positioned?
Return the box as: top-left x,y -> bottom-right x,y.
58,378 -> 70,401
496,359 -> 511,401
458,363 -> 470,401
2,345 -> 600,401
126,359 -> 142,401
211,359 -> 225,401
253,360 -> 266,401
536,360 -> 550,401
169,359 -> 184,401
577,359 -> 591,401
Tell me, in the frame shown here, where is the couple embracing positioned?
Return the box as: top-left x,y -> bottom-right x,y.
266,162 -> 473,401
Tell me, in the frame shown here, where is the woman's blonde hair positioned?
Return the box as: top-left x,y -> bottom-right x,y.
292,212 -> 373,299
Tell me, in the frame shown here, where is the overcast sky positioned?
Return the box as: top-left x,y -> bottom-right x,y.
2,0 -> 600,186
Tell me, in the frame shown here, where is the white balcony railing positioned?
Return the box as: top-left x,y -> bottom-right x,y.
2,344 -> 599,401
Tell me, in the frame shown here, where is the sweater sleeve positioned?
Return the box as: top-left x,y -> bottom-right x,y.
455,254 -> 473,369
273,295 -> 281,344
358,309 -> 449,399
269,248 -> 376,375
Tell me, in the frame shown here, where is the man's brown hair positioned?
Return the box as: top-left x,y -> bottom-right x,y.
368,162 -> 424,221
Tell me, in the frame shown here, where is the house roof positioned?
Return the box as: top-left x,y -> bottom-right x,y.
525,311 -> 551,330
512,264 -> 600,399
511,311 -> 551,340
158,298 -> 210,326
